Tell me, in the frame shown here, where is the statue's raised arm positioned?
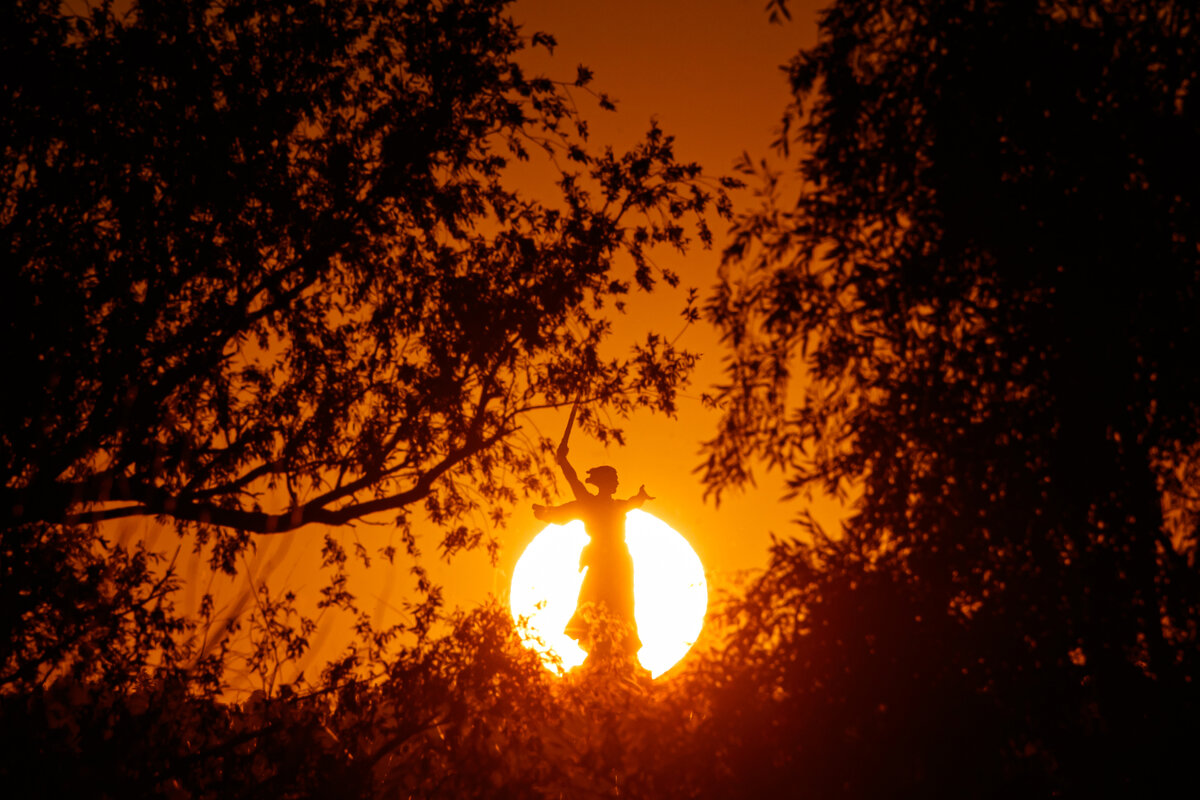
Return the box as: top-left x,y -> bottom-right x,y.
556,399 -> 590,501
531,399 -> 590,522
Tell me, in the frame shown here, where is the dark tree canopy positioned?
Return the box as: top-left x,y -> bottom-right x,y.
0,0 -> 734,737
703,0 -> 1200,793
8,1 -> 1200,797
2,0 -> 726,557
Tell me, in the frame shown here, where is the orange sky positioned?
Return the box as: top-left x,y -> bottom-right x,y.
121,0 -> 836,684
495,0 -> 830,590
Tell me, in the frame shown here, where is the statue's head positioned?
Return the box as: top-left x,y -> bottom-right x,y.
585,465 -> 618,494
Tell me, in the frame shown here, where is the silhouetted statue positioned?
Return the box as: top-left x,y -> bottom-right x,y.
533,405 -> 653,664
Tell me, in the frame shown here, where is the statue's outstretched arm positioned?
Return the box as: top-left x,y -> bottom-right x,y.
619,484 -> 655,512
533,500 -> 580,525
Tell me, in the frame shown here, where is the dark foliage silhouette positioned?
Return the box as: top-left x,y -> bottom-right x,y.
702,0 -> 1200,795
2,0 -> 726,727
1,1 -> 728,795
8,0 -> 1200,797
3,0 -> 724,548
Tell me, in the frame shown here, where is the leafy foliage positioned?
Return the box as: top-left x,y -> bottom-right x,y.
0,600 -> 717,799
703,0 -> 1200,793
9,0 -> 1200,797
1,2 -> 732,791
2,0 -> 725,555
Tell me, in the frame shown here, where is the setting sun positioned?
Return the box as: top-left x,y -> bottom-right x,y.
510,510 -> 707,678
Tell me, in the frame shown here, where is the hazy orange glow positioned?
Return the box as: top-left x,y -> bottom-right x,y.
116,2 -> 830,686
510,510 -> 707,678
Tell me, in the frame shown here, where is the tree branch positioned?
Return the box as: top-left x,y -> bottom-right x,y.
47,427 -> 515,535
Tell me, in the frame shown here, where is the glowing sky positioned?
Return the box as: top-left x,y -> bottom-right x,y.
120,1 -> 837,687
489,0 -> 830,602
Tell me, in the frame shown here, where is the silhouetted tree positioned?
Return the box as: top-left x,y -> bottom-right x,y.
0,601 -> 560,798
1,2 -> 735,792
703,0 -> 1200,794
1,0 -> 730,697
3,0 -> 724,546
2,594 -> 728,799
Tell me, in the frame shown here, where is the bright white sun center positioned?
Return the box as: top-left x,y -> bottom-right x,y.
510,509 -> 707,679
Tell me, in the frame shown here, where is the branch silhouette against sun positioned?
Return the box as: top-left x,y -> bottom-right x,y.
2,0 -> 734,565
532,400 -> 653,664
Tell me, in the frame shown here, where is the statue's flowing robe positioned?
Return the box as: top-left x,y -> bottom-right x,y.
540,495 -> 641,655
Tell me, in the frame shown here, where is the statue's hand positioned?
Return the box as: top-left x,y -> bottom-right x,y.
555,441 -> 569,462
533,503 -> 548,521
636,484 -> 655,503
